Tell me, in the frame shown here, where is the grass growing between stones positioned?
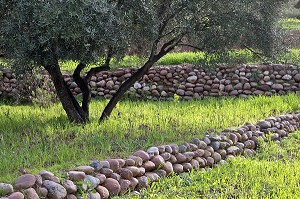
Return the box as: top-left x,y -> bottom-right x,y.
1,94 -> 300,183
128,132 -> 300,199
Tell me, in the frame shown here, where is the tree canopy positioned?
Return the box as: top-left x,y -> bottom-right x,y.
0,0 -> 290,124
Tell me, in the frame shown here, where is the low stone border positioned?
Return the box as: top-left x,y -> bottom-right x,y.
0,113 -> 299,199
2,64 -> 300,101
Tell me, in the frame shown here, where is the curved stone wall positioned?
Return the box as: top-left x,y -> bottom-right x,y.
0,113 -> 299,198
1,64 -> 300,100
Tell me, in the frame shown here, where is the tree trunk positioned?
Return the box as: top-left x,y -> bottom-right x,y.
44,63 -> 87,124
99,55 -> 160,122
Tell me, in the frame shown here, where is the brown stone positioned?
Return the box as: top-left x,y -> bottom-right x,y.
137,176 -> 149,189
66,194 -> 77,199
106,159 -> 120,172
190,159 -> 199,170
8,192 -> 24,199
206,157 -> 215,167
162,161 -> 174,175
117,168 -> 133,180
126,166 -> 140,177
24,188 -> 39,199
145,172 -> 159,182
119,179 -> 131,193
100,168 -> 113,177
175,153 -> 187,163
212,152 -> 222,163
37,187 -> 48,198
103,178 -> 121,196
14,174 -> 36,190
182,163 -> 193,172
150,155 -> 165,169
68,171 -> 86,181
127,155 -> 143,167
125,159 -> 135,166
132,150 -> 150,162
95,186 -> 110,199
74,166 -> 94,174
142,161 -> 156,172
129,178 -> 139,190
94,173 -> 106,184
63,180 -> 77,194
173,164 -> 184,173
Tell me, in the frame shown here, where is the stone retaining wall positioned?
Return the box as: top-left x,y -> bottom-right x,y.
0,113 -> 299,198
1,64 -> 300,100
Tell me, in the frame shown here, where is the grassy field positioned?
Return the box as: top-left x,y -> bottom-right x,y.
57,49 -> 300,72
281,18 -> 300,30
125,132 -> 300,198
1,94 -> 300,183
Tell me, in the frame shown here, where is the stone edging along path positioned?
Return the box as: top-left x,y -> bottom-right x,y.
1,113 -> 300,199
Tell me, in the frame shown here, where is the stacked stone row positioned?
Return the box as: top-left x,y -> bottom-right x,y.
65,64 -> 300,100
1,113 -> 300,199
0,68 -> 18,98
1,64 -> 300,100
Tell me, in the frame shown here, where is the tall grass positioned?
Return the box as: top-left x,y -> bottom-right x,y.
0,94 -> 300,182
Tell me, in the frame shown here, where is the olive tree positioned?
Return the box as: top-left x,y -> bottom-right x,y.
0,0 -> 289,124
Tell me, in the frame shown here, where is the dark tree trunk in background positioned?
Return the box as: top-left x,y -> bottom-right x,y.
44,63 -> 87,124
99,35 -> 183,122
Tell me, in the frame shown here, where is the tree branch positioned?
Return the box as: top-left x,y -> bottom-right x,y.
178,43 -> 204,51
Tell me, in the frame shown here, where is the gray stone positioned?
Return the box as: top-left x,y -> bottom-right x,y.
272,84 -> 283,91
90,161 -> 103,171
257,121 -> 272,129
187,76 -> 197,83
226,146 -> 240,155
43,180 -> 67,199
147,147 -> 159,157
0,183 -> 13,195
84,175 -> 101,188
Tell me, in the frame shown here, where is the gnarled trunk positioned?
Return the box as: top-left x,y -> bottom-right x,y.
44,63 -> 88,124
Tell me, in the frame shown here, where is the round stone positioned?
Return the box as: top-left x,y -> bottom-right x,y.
0,183 -> 13,195
14,174 -> 36,190
117,168 -> 133,180
173,164 -> 184,173
8,192 -> 24,199
132,150 -> 150,162
95,186 -> 109,199
24,188 -> 39,199
68,171 -> 86,181
63,180 -> 77,194
142,161 -> 156,172
43,180 -> 67,199
84,175 -> 100,188
103,178 -> 121,196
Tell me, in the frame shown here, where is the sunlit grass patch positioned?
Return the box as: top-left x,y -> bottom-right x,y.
0,94 -> 300,182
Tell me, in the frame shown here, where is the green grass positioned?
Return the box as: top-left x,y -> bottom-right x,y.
1,94 -> 300,182
281,18 -> 300,30
126,132 -> 300,199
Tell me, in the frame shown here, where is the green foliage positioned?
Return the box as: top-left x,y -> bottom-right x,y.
0,94 -> 300,182
124,132 -> 300,199
0,0 -> 290,70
